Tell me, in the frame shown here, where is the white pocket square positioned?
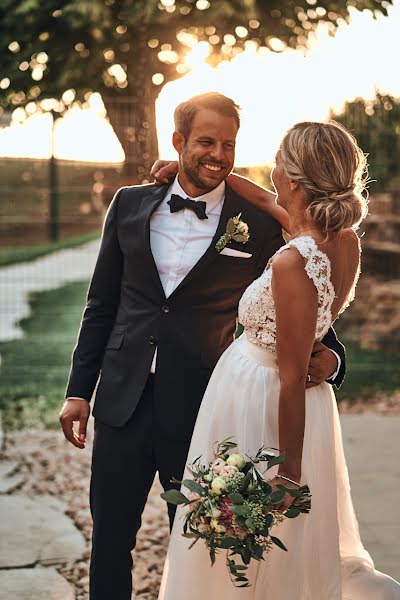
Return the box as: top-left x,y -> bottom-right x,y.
220,248 -> 252,258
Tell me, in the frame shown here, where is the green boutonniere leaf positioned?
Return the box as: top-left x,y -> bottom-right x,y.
215,214 -> 250,253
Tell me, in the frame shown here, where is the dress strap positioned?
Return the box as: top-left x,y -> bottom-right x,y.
277,236 -> 335,328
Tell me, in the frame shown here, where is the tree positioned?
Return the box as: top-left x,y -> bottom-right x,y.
0,0 -> 393,182
332,92 -> 400,192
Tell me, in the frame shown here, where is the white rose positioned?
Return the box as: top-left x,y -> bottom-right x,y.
209,506 -> 221,518
210,518 -> 226,533
226,453 -> 246,470
211,476 -> 227,495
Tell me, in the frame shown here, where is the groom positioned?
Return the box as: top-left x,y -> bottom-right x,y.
60,92 -> 345,600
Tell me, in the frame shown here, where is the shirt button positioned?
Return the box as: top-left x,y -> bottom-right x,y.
149,335 -> 156,345
161,304 -> 170,314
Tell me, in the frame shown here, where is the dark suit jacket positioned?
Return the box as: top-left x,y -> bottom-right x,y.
66,183 -> 345,441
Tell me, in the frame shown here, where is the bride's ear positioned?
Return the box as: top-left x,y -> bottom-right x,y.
290,180 -> 300,191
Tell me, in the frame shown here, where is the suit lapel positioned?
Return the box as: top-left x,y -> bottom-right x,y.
169,184 -> 246,297
138,185 -> 169,299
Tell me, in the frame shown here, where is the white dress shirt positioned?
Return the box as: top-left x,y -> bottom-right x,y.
149,175 -> 225,371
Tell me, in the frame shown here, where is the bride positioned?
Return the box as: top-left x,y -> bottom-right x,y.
154,121 -> 400,599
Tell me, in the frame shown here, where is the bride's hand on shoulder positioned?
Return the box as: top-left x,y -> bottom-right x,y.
150,159 -> 178,184
227,173 -> 291,233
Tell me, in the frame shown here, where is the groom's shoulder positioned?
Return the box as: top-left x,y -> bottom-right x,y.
109,183 -> 168,212
116,182 -> 164,201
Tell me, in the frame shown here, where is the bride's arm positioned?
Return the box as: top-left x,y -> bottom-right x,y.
271,249 -> 318,497
227,173 -> 291,233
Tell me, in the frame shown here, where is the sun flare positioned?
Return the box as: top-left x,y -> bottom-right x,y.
0,2 -> 399,166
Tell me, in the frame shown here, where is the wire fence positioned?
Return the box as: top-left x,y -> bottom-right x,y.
0,115 -> 399,428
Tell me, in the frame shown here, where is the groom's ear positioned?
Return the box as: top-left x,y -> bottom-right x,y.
173,131 -> 185,154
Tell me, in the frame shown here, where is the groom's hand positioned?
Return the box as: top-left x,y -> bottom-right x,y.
306,341 -> 338,388
59,399 -> 90,449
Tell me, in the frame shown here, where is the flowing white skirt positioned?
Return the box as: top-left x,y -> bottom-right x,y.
158,335 -> 400,599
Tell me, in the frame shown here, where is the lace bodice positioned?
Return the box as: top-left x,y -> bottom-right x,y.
238,236 -> 336,352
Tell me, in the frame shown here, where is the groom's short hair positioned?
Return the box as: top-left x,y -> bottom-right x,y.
174,92 -> 241,139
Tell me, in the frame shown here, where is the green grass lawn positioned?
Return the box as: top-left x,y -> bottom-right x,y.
0,231 -> 101,267
0,281 -> 88,430
0,280 -> 398,430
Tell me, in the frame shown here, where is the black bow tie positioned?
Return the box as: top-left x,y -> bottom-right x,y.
167,194 -> 208,220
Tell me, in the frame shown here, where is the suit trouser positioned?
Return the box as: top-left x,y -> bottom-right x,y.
89,375 -> 191,600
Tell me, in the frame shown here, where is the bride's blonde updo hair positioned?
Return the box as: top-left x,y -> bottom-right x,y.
280,121 -> 368,235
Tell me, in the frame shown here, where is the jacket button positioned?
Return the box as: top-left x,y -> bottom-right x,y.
161,304 -> 170,314
149,335 -> 156,345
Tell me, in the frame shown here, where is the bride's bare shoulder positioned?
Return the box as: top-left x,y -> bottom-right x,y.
337,228 -> 361,257
339,228 -> 360,245
271,246 -> 305,274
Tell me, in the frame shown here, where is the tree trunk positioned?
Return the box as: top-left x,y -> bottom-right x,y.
103,47 -> 160,184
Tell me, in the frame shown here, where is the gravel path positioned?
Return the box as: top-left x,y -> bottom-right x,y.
1,424 -> 169,600
1,392 -> 398,599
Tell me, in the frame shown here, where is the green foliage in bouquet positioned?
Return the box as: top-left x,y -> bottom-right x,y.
161,437 -> 311,587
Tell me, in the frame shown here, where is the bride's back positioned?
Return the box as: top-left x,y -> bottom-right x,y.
316,228 -> 361,322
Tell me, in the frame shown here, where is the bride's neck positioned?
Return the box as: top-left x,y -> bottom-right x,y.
288,207 -> 321,240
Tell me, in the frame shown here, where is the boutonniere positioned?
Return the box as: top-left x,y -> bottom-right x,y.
215,213 -> 250,253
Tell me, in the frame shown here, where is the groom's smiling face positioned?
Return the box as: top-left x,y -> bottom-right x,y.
173,108 -> 238,197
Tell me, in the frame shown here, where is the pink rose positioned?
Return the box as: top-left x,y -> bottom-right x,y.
188,490 -> 201,510
188,491 -> 200,501
210,458 -> 226,474
219,465 -> 239,478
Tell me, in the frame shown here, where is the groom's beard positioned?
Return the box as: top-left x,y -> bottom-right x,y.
180,154 -> 230,193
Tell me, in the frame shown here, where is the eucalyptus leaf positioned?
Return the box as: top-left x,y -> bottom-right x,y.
218,536 -> 238,549
241,547 -> 251,564
266,453 -> 286,468
265,513 -> 273,528
230,504 -> 250,516
182,479 -> 206,496
160,489 -> 189,505
240,472 -> 252,492
229,492 -> 245,504
263,482 -> 272,494
269,489 -> 285,504
271,535 -> 288,551
286,487 -> 302,497
285,507 -> 301,518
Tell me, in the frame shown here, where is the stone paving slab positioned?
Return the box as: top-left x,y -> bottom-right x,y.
0,460 -> 18,479
0,459 -> 26,493
0,495 -> 85,568
340,414 -> 400,581
0,567 -> 74,600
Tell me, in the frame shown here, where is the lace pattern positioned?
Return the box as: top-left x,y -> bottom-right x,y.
238,236 -> 336,351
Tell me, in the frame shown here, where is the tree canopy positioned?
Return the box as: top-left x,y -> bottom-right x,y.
332,92 -> 400,192
0,0 -> 394,180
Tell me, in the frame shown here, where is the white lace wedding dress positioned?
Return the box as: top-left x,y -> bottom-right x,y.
158,236 -> 400,600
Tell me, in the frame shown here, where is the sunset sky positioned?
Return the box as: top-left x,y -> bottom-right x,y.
1,1 -> 399,166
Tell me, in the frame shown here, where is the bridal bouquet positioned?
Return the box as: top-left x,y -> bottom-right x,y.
161,438 -> 311,587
